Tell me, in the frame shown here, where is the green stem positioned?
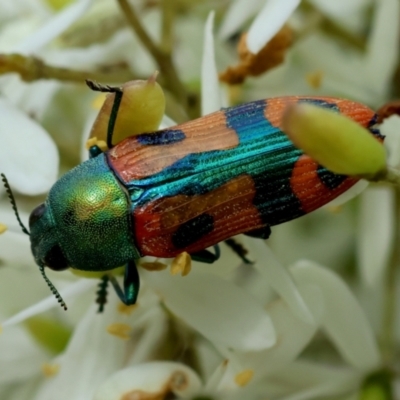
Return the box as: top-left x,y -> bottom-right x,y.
383,167 -> 400,186
0,53 -> 134,83
380,186 -> 400,364
161,0 -> 175,54
116,0 -> 190,112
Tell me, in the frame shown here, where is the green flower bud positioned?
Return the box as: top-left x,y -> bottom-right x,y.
282,103 -> 387,180
25,317 -> 71,354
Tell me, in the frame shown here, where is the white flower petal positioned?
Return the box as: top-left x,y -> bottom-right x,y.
293,35 -> 375,104
308,0 -> 370,34
94,362 -> 202,400
364,0 -> 400,94
247,0 -> 300,54
244,238 -> 314,324
0,325 -> 47,385
357,186 -> 395,286
2,279 -> 96,328
290,260 -> 381,371
3,80 -> 61,120
0,377 -> 39,400
244,284 -> 323,377
0,15 -> 44,52
201,11 -> 222,115
0,238 -> 52,315
381,115 -> 400,168
33,299 -> 128,400
160,114 -> 177,129
218,0 -> 264,40
15,0 -> 93,54
204,360 -> 229,392
324,180 -> 369,208
143,269 -> 276,351
126,310 -> 168,365
0,98 -> 59,195
0,226 -> 32,267
266,360 -> 362,399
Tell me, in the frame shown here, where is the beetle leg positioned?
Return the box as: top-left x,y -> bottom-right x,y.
190,245 -> 220,264
224,238 -> 253,264
244,224 -> 271,239
89,145 -> 104,158
108,260 -> 140,305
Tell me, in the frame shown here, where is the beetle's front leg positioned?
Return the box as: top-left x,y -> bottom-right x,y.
89,145 -> 104,158
109,260 -> 140,305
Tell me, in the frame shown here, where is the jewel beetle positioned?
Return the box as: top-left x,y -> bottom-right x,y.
7,81 -> 383,310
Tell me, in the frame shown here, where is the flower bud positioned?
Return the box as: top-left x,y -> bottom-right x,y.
282,103 -> 387,180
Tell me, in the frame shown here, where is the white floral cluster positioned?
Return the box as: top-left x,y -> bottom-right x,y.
0,0 -> 400,399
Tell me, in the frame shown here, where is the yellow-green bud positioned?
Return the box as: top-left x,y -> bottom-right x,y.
90,72 -> 165,146
0,223 -> 7,234
282,103 -> 387,180
45,0 -> 73,11
25,317 -> 71,354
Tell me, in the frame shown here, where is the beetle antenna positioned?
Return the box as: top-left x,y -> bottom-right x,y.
85,79 -> 122,94
96,275 -> 109,313
1,173 -> 30,236
39,264 -> 68,310
85,79 -> 123,149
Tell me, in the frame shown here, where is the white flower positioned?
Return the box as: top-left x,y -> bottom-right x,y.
1,1 -> 400,399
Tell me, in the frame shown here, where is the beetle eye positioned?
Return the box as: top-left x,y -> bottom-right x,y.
44,245 -> 69,271
29,203 -> 46,228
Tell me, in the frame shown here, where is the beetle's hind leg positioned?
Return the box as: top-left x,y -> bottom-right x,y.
244,224 -> 271,239
108,260 -> 140,305
224,225 -> 271,264
224,238 -> 253,264
190,245 -> 221,264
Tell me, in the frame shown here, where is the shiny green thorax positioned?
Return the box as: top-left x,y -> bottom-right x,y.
30,154 -> 140,271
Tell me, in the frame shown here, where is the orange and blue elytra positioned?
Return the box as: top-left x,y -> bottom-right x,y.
5,82 -> 383,310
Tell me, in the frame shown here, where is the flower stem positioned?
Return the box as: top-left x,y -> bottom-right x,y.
0,53 -> 134,83
161,0 -> 175,54
116,0 -> 190,113
381,186 -> 400,364
383,167 -> 400,186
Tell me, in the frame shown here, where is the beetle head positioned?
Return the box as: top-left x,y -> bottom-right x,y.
29,154 -> 140,275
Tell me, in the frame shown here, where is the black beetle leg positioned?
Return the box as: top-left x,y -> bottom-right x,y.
190,245 -> 221,264
224,238 -> 253,264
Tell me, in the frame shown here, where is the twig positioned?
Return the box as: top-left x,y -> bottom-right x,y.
161,0 -> 175,54
0,53 -> 134,83
381,186 -> 400,364
116,0 -> 190,112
